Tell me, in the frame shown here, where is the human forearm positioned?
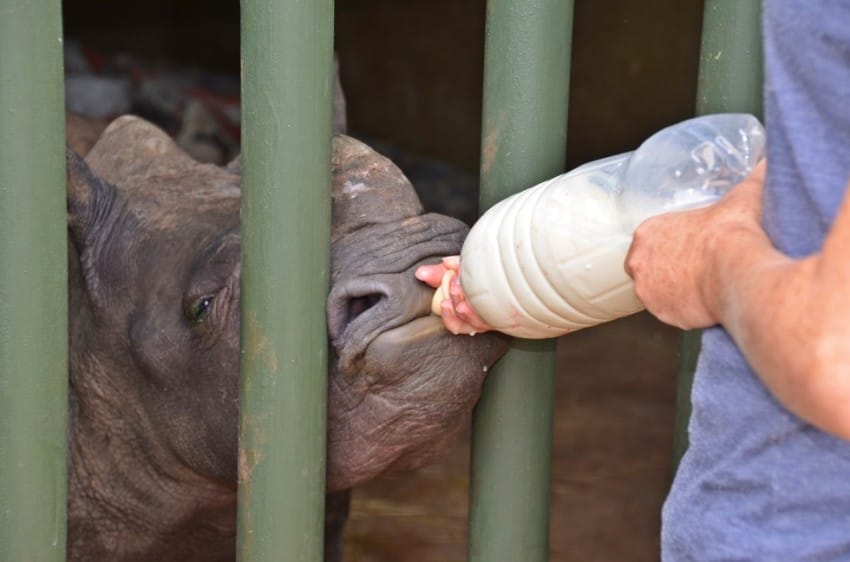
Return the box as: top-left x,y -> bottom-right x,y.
704,226 -> 847,436
714,186 -> 850,438
628,163 -> 850,439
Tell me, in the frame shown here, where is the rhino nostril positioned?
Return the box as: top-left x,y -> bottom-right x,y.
347,293 -> 382,325
328,279 -> 391,345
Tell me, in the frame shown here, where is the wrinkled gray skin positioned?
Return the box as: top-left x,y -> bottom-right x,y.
65,115 -> 510,562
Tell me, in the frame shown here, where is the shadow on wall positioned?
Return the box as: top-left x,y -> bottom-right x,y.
334,0 -> 703,224
335,0 -> 704,172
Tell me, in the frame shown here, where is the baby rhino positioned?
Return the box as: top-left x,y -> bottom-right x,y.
65,115 -> 509,561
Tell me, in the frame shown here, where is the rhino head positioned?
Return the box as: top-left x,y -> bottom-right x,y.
66,115 -> 509,561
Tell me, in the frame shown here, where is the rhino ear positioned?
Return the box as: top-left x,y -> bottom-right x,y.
67,147 -> 114,246
332,54 -> 347,135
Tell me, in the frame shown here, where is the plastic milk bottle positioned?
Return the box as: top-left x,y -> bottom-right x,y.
447,113 -> 765,338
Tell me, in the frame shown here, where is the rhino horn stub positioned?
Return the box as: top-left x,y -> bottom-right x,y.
85,115 -> 199,185
331,135 -> 423,239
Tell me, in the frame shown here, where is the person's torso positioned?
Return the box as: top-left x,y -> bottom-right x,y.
662,2 -> 850,560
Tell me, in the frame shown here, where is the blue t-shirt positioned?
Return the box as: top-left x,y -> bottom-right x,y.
662,2 -> 850,560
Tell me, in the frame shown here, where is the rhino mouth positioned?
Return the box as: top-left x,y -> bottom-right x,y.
367,315 -> 447,361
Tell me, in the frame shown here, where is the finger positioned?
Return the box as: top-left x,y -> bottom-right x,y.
454,300 -> 492,333
750,158 -> 767,181
624,220 -> 653,280
448,272 -> 465,306
623,246 -> 636,279
440,299 -> 478,335
440,269 -> 455,306
741,159 -> 767,212
415,263 -> 446,287
724,158 -> 767,210
441,255 -> 461,271
445,268 -> 493,332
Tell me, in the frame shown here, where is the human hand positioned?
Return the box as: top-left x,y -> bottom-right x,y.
625,160 -> 768,330
415,256 -> 493,335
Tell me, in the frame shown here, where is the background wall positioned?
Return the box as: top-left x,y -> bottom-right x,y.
335,0 -> 703,174
65,0 -> 703,173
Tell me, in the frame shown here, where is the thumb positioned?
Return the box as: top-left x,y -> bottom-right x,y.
725,159 -> 766,219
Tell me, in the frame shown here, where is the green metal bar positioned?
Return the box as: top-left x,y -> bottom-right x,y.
674,0 -> 763,469
0,1 -> 68,560
695,0 -> 764,117
468,1 -> 573,561
237,0 -> 334,559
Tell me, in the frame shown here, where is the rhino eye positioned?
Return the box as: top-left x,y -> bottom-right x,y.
187,296 -> 214,325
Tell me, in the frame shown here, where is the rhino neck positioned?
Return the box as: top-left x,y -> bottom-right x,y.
67,383 -> 237,562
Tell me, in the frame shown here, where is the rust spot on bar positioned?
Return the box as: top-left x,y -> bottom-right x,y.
238,416 -> 267,483
480,110 -> 507,177
243,311 -> 279,374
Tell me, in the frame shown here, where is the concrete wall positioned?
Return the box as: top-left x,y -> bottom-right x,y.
335,0 -> 704,172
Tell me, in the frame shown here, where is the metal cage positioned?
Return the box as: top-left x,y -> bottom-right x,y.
0,1 -> 761,560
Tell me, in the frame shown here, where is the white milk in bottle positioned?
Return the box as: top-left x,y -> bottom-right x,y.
450,113 -> 766,338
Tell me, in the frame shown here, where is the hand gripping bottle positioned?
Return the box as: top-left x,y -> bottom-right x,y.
450,113 -> 766,338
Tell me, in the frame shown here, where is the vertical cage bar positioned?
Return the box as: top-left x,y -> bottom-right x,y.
468,1 -> 573,561
0,0 -> 69,560
237,0 -> 334,559
674,0 -> 763,469
695,0 -> 763,117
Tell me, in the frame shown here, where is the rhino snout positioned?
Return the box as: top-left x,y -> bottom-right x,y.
328,268 -> 435,375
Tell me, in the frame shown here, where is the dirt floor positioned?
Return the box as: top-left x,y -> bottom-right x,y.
343,312 -> 679,562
